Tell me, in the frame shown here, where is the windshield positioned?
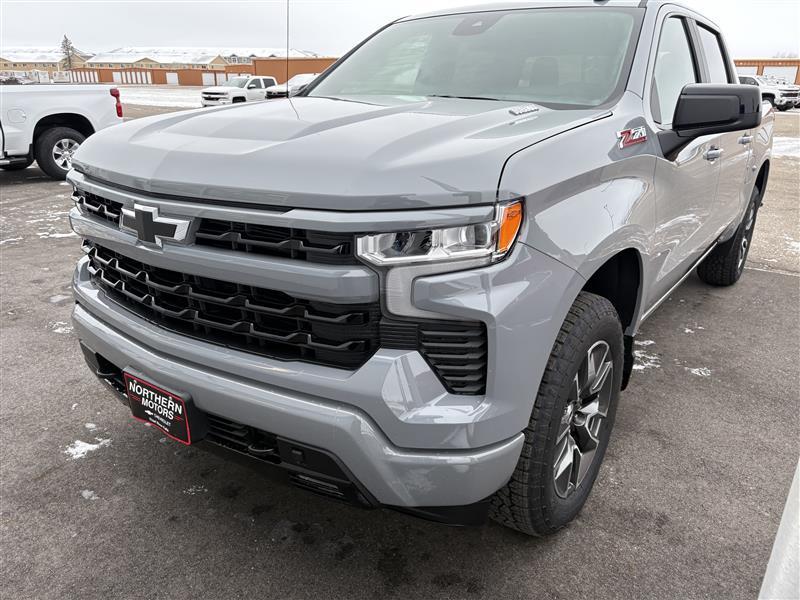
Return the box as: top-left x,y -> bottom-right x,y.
307,8 -> 640,108
222,77 -> 248,88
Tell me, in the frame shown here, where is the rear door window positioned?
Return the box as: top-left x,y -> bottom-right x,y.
697,25 -> 731,83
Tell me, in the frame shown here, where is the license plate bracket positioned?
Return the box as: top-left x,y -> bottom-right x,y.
123,371 -> 206,445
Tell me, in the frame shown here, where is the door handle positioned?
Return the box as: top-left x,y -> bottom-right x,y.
704,147 -> 724,161
738,135 -> 753,145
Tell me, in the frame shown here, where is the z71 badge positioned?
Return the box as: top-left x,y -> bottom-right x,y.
616,126 -> 648,149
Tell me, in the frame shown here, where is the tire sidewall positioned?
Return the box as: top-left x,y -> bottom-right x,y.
35,127 -> 85,180
734,186 -> 761,278
540,315 -> 624,526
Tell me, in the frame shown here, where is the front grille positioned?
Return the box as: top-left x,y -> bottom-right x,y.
85,242 -> 381,369
76,192 -> 123,225
195,219 -> 357,265
83,242 -> 488,394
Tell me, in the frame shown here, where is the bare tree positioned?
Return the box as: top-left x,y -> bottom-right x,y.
61,35 -> 75,70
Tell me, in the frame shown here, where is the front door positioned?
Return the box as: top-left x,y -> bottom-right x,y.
245,78 -> 264,100
645,14 -> 722,309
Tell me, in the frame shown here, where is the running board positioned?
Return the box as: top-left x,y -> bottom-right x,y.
640,243 -> 718,322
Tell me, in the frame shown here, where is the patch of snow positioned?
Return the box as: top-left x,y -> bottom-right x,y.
37,231 -> 77,239
633,340 -> 660,371
85,423 -> 97,431
64,438 -> 111,460
772,136 -> 800,159
685,367 -> 711,377
71,403 -> 78,410
49,321 -> 73,334
81,489 -> 99,501
183,485 -> 208,495
0,237 -> 23,245
782,234 -> 800,255
49,294 -> 71,303
684,328 -> 694,334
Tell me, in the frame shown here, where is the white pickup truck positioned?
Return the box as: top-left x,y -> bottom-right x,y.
0,84 -> 123,179
200,75 -> 278,106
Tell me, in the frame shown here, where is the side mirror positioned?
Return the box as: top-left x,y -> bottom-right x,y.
289,84 -> 307,97
247,83 -> 257,89
659,83 -> 762,159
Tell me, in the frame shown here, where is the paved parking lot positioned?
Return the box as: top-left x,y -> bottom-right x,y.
1,111 -> 798,600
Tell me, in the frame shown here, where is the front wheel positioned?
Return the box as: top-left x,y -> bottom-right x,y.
697,185 -> 760,286
490,292 -> 623,536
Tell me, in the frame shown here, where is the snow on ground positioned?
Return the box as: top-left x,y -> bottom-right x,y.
118,86 -> 202,108
772,136 -> 800,159
64,438 -> 111,460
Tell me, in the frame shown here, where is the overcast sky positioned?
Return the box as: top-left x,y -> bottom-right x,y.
2,0 -> 798,58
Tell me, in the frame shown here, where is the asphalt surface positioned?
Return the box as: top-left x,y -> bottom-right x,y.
1,110 -> 798,600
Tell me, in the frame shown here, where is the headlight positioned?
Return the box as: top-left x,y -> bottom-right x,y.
356,200 -> 523,267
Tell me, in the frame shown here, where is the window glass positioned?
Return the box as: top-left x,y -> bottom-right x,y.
250,78 -> 263,88
651,17 -> 697,124
697,25 -> 730,83
308,8 -> 639,109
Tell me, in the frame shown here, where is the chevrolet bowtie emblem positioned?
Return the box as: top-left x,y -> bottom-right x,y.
120,204 -> 190,248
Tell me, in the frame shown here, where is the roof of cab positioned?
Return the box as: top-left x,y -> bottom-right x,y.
399,1 -> 674,22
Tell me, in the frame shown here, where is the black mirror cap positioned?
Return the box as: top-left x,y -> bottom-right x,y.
659,83 -> 762,159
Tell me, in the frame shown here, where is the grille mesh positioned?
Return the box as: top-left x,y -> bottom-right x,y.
76,192 -> 123,225
195,219 -> 357,265
85,242 -> 381,369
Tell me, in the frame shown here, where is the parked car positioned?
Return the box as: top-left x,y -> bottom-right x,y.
265,73 -> 319,98
0,84 -> 122,179
200,75 -> 277,106
739,75 -> 800,111
68,1 -> 772,535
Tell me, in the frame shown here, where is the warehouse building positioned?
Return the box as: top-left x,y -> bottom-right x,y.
734,58 -> 800,84
76,47 -> 334,86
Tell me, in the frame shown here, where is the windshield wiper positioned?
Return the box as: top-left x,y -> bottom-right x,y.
426,94 -> 503,101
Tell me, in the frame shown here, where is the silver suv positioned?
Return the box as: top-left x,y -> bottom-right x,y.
68,1 -> 773,535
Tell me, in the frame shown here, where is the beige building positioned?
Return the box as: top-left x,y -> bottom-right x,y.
0,47 -> 90,74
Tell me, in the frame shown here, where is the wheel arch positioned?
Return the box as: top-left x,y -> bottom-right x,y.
33,113 -> 95,141
754,159 -> 770,197
580,248 -> 644,390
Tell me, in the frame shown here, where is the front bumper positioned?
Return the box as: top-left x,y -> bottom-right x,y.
201,97 -> 232,106
72,266 -> 524,508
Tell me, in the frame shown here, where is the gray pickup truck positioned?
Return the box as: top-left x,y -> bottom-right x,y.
68,0 -> 773,535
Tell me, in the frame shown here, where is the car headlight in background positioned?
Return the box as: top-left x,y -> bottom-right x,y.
356,200 -> 523,267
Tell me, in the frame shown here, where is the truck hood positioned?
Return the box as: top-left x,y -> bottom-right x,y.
74,96 -> 609,210
200,86 -> 234,94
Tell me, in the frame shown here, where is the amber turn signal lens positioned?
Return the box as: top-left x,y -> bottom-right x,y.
496,201 -> 523,255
